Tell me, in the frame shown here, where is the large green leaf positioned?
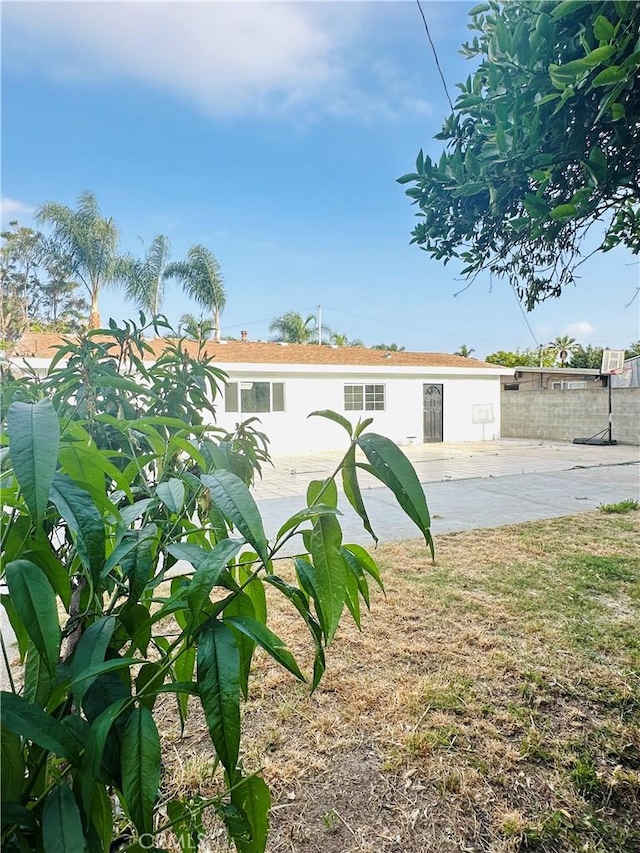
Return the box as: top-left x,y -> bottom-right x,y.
174,644 -> 196,730
49,473 -> 105,584
120,528 -> 155,604
86,783 -> 113,852
0,727 -> 24,803
267,574 -> 326,692
225,615 -> 305,682
69,616 -> 116,705
58,442 -> 133,503
1,692 -> 79,763
275,505 -> 341,542
237,559 -> 267,625
308,409 -> 353,437
168,435 -> 207,470
83,697 -> 130,813
20,540 -> 72,609
120,707 -> 161,836
188,538 -> 244,620
342,560 -> 362,629
7,399 -> 60,527
0,594 -> 29,661
166,541 -> 211,568
5,559 -> 60,674
342,446 -> 377,543
223,591 -> 256,700
230,774 -> 271,853
342,544 -> 384,591
201,471 -> 269,566
23,640 -> 53,707
42,784 -> 87,853
156,477 -> 185,513
307,478 -> 338,509
118,498 -> 155,529
591,64 -> 628,86
308,514 -> 346,644
120,603 -> 152,656
356,433 -> 432,550
197,619 -> 240,779
295,557 -> 326,633
69,657 -> 142,687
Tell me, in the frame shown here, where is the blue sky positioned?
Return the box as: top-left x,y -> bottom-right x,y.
2,0 -> 638,358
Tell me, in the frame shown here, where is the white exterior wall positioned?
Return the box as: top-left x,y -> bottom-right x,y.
213,366 -> 502,454
9,356 -> 502,454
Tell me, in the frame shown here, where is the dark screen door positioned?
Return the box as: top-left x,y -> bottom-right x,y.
423,384 -> 443,442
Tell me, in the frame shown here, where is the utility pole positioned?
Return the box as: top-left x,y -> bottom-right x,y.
317,305 -> 322,345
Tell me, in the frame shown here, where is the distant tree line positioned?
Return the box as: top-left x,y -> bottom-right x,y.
485,336 -> 640,369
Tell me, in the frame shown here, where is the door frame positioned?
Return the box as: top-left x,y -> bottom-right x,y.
423,383 -> 444,443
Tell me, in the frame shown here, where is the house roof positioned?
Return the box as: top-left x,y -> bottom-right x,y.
9,333 -> 500,370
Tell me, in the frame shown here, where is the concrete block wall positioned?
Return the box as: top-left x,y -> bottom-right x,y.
501,387 -> 640,445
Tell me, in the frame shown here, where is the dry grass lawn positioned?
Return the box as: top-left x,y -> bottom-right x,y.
158,510 -> 640,853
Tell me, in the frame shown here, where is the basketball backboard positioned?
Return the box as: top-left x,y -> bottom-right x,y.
600,349 -> 625,375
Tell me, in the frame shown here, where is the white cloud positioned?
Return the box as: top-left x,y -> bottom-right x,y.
1,197 -> 36,223
2,2 -> 428,121
564,322 -> 596,338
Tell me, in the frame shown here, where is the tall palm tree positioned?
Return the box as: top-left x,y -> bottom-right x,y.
455,344 -> 475,357
115,235 -> 171,317
548,335 -> 578,365
269,312 -> 329,344
165,245 -> 226,342
36,191 -> 119,329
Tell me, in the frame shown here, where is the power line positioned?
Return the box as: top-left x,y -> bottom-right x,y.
321,304 -> 529,348
509,283 -> 540,350
415,0 -> 454,112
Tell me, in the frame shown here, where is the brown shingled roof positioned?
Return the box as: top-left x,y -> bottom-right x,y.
10,333 -> 498,370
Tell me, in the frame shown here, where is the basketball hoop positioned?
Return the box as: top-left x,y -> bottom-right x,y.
600,349 -> 625,375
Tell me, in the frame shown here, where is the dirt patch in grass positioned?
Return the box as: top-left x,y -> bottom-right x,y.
161,511 -> 640,852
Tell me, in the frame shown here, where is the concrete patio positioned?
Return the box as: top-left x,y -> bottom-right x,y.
253,438 -> 640,546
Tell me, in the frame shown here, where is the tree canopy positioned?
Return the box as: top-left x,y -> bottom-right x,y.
36,191 -> 120,329
1,222 -> 88,343
547,334 -> 579,364
115,234 -> 171,317
165,245 -> 226,341
399,0 -> 640,309
269,312 -> 324,344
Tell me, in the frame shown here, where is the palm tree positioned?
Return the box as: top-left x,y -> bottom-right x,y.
36,191 -> 119,329
548,335 -> 578,366
115,235 -> 171,317
455,344 -> 475,357
330,332 -> 364,347
165,245 -> 226,342
179,313 -> 215,345
269,312 -> 328,344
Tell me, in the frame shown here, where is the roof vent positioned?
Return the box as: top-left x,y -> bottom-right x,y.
279,342 -> 289,346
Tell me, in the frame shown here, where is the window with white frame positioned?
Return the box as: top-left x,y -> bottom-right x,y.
344,383 -> 385,411
551,381 -> 587,390
225,381 -> 285,413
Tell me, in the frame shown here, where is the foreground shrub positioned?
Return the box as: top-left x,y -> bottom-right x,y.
0,318 -> 432,852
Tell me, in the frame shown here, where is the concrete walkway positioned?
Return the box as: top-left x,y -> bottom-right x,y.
255,439 -> 640,548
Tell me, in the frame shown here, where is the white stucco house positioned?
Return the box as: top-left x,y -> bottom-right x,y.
9,335 -> 505,455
